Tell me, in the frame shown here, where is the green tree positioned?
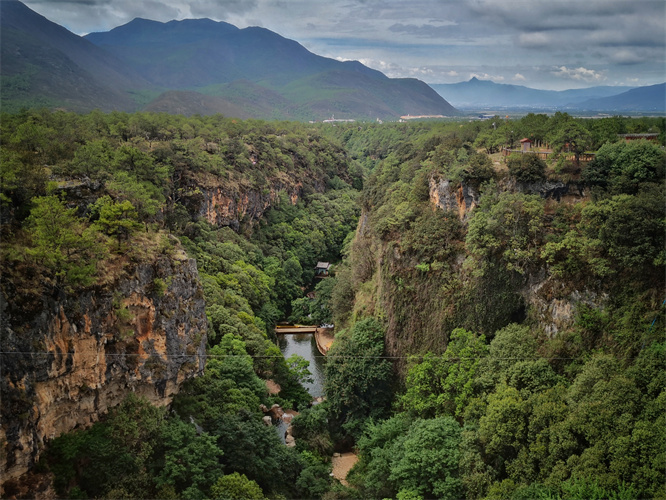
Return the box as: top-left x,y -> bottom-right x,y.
212,414 -> 302,497
206,338 -> 267,399
507,153 -> 547,182
156,418 -> 223,499
390,417 -> 463,500
291,403 -> 334,456
107,171 -> 163,221
474,128 -> 504,155
290,276 -> 336,325
580,190 -> 665,273
112,144 -> 168,184
518,113 -> 550,146
295,451 -> 333,498
479,323 -> 538,381
286,353 -> 313,385
583,140 -> 666,193
466,191 -> 545,274
549,119 -> 592,166
46,394 -> 167,499
400,328 -> 488,418
25,194 -> 102,288
324,318 -> 393,436
353,414 -> 412,498
464,152 -> 496,184
210,473 -> 265,500
90,195 -> 141,249
478,384 -> 529,463
70,140 -> 113,179
0,148 -> 47,210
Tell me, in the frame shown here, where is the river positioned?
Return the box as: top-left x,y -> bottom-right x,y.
277,332 -> 326,398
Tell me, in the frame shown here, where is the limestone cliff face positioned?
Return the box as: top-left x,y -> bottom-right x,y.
428,175 -> 588,222
0,250 -> 207,486
525,277 -> 607,338
177,162 -> 334,230
350,176 -> 594,363
428,176 -> 479,221
198,180 -> 303,229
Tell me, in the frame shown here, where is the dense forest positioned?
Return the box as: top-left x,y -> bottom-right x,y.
1,110 -> 664,499
320,115 -> 665,500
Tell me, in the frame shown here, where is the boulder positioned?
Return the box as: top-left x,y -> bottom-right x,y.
268,404 -> 284,419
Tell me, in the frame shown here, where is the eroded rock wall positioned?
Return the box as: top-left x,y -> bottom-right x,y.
428,176 -> 479,221
0,252 -> 207,486
198,181 -> 303,229
348,176 -> 596,363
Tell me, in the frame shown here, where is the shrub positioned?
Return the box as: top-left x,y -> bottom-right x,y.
507,153 -> 547,182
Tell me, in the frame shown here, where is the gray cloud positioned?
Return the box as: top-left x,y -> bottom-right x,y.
388,22 -> 457,38
186,0 -> 259,19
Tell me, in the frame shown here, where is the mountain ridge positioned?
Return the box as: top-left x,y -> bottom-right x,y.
1,1 -> 457,119
428,77 -> 661,111
0,0 -> 152,111
573,82 -> 666,112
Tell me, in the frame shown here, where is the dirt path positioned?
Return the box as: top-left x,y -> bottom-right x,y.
331,452 -> 358,486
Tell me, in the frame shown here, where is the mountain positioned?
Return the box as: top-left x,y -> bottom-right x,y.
84,19 -> 364,89
430,77 -> 636,110
84,17 -> 456,120
1,1 -> 457,120
573,83 -> 666,112
0,0 -> 152,112
142,90 -> 253,119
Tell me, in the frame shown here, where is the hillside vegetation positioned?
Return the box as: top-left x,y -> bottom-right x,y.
320,114 -> 665,499
1,110 -> 664,499
0,109 -> 359,498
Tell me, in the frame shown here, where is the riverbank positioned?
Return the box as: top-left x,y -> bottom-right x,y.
331,452 -> 358,486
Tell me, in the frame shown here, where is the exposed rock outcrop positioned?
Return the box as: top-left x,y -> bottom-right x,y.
0,251 -> 207,488
198,181 -> 303,230
428,176 -> 588,222
525,278 -> 607,337
179,167 -> 328,230
515,179 -> 587,203
428,177 -> 479,221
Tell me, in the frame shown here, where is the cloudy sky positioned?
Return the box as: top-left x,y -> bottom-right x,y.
22,0 -> 666,90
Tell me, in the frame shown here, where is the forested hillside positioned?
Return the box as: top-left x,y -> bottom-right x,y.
1,110 -> 664,499
0,110 -> 360,498
320,114 -> 666,499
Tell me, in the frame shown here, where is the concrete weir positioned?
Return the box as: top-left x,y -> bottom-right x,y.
274,325 -> 334,355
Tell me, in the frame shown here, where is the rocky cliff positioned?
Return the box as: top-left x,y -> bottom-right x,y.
346,176 -> 597,363
197,179 -> 304,230
428,175 -> 588,222
0,248 -> 207,488
428,176 -> 479,221
177,159 -> 334,231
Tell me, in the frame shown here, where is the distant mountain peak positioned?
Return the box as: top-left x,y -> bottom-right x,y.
430,78 -> 639,110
